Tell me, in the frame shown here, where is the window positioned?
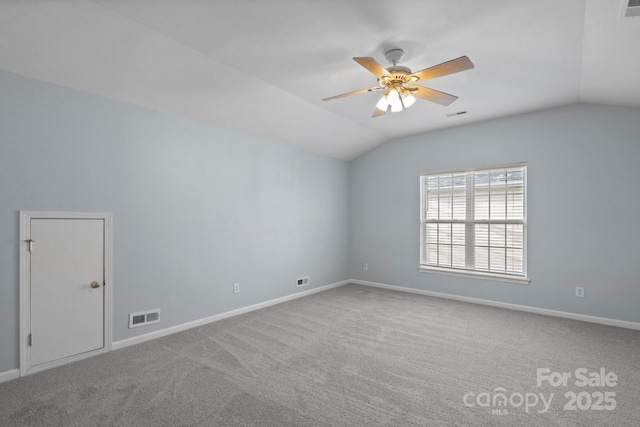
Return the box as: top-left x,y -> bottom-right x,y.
419,164 -> 528,283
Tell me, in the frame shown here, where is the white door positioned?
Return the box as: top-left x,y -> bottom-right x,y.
27,218 -> 106,368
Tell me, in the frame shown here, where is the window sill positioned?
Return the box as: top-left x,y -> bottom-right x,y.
418,266 -> 530,285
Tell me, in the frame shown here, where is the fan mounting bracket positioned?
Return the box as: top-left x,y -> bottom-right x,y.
384,48 -> 405,66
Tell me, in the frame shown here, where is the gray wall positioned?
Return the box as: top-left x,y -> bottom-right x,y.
2,69 -> 639,375
350,104 -> 640,323
0,70 -> 350,373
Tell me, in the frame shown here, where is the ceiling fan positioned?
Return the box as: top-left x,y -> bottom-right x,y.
322,49 -> 474,118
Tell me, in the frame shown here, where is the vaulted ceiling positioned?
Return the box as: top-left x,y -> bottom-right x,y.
1,1 -> 639,160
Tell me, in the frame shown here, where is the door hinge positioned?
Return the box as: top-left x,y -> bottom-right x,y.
28,333 -> 33,346
26,239 -> 34,252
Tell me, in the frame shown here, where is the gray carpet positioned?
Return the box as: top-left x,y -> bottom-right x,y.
1,284 -> 639,426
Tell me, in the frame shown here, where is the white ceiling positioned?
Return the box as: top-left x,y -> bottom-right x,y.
0,0 -> 639,160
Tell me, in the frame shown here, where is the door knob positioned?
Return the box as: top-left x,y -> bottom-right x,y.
90,281 -> 101,289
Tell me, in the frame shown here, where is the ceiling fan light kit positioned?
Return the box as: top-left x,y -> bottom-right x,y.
322,48 -> 474,118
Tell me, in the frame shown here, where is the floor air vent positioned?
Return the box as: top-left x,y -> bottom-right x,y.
129,309 -> 161,328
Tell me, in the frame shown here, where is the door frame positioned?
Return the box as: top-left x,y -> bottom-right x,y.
19,211 -> 113,376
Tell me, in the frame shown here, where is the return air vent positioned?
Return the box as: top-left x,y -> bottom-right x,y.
128,309 -> 161,328
622,0 -> 640,17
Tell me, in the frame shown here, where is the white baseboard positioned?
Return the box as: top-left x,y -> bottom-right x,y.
113,280 -> 350,351
352,279 -> 640,331
6,279 -> 638,380
0,369 -> 20,384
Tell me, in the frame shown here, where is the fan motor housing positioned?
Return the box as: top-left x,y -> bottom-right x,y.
379,65 -> 412,87
388,66 -> 411,81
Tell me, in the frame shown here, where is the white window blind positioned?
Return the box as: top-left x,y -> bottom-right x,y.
420,164 -> 527,281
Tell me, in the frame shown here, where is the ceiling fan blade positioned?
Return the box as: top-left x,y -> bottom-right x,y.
322,86 -> 383,102
409,56 -> 474,83
353,57 -> 392,79
372,105 -> 387,118
411,86 -> 458,106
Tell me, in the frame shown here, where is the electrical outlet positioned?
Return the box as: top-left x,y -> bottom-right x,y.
575,287 -> 584,298
363,263 -> 368,271
233,283 -> 240,294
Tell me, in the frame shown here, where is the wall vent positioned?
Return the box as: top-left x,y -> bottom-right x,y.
296,276 -> 310,287
129,309 -> 161,328
623,0 -> 640,17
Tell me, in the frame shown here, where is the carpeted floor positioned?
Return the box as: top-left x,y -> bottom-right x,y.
1,284 -> 639,426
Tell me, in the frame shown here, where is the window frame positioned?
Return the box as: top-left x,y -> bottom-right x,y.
418,163 -> 529,285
